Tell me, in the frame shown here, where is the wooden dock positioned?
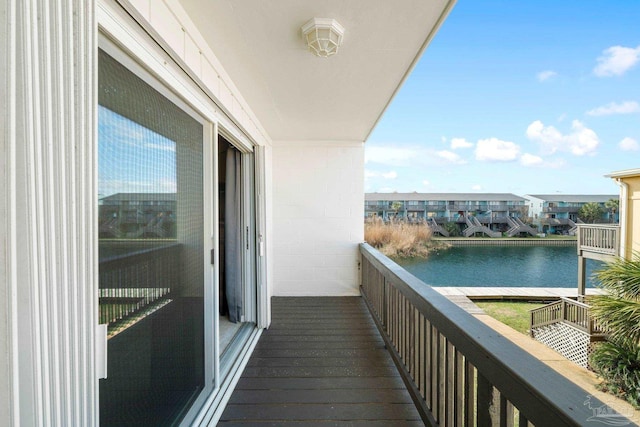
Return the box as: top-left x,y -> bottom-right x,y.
433,286 -> 604,300
218,297 -> 422,426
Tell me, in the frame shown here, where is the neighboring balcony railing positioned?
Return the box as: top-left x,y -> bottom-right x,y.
530,297 -> 608,337
359,243 -> 617,426
576,224 -> 619,257
99,242 -> 181,337
543,207 -> 577,213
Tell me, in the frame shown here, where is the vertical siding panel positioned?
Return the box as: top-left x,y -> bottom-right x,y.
7,0 -> 96,425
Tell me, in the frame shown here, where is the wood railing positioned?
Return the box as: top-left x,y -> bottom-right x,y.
530,298 -> 608,337
359,243 -> 620,427
576,224 -> 619,257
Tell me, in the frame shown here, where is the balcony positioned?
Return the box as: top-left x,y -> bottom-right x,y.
220,244 -> 623,426
365,205 -> 383,212
425,205 -> 448,212
576,224 -> 619,260
543,206 -> 577,213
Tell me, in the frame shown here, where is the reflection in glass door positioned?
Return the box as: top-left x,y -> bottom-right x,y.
98,48 -> 208,426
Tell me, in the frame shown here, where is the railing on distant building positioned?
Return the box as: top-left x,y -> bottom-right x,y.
359,243 -> 614,426
543,207 -> 577,213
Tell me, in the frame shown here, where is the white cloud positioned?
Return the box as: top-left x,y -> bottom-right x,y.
619,137 -> 639,151
594,45 -> 640,77
436,150 -> 466,164
145,142 -> 176,152
471,184 -> 482,191
587,101 -> 640,116
526,120 -> 599,156
366,143 -> 468,168
365,147 -> 417,166
475,138 -> 520,161
537,70 -> 557,82
450,137 -> 474,149
520,153 -> 544,166
422,180 -> 430,186
519,153 -> 565,168
365,169 -> 398,179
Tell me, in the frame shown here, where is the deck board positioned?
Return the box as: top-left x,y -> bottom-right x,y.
218,297 -> 421,425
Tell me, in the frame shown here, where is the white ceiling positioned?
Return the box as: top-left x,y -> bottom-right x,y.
180,0 -> 455,142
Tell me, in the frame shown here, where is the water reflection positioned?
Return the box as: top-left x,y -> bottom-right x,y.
397,245 -> 603,288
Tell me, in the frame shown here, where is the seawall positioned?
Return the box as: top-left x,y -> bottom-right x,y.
433,238 -> 576,247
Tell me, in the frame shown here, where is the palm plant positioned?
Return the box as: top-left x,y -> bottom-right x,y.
605,198 -> 619,223
590,251 -> 640,407
579,202 -> 604,224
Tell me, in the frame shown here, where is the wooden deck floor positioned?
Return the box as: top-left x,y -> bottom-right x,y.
218,297 -> 422,426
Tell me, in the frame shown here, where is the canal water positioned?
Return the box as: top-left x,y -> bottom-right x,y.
397,245 -> 604,288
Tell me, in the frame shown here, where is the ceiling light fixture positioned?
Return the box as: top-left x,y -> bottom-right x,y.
301,18 -> 345,58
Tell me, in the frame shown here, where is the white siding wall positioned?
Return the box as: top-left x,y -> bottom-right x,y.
273,142 -> 364,296
526,196 -> 544,219
2,1 -> 97,425
1,1 -> 11,423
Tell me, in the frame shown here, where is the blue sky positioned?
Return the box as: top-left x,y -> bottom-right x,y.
365,1 -> 640,196
98,106 -> 177,198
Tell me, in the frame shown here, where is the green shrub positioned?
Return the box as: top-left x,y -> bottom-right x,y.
590,341 -> 640,408
443,221 -> 461,237
589,252 -> 640,408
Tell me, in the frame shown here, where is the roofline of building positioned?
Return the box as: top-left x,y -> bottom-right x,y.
605,168 -> 640,179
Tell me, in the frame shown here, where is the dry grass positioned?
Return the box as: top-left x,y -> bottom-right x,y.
364,218 -> 437,258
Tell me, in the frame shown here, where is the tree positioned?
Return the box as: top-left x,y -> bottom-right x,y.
590,252 -> 640,407
443,221 -> 461,237
605,198 -> 619,223
579,202 -> 604,224
389,201 -> 403,219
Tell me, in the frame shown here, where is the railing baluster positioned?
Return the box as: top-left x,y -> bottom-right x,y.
425,318 -> 432,406
431,324 -> 438,413
455,350 -> 465,426
446,340 -> 456,427
477,372 -> 493,426
465,361 -> 475,427
438,333 -> 446,424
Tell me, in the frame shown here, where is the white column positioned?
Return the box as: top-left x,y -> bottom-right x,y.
1,1 -> 97,426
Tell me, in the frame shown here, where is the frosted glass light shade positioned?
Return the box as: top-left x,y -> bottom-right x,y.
301,18 -> 345,58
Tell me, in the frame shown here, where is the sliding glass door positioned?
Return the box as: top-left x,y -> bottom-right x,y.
97,30 -> 263,424
98,47 -> 212,426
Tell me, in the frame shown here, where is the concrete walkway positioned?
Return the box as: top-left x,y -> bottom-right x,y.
434,286 -> 604,300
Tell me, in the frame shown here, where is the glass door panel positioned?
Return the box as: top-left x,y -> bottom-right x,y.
98,48 -> 205,426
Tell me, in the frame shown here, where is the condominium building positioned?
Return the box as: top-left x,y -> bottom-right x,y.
365,192 -> 535,237
526,194 -> 618,234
